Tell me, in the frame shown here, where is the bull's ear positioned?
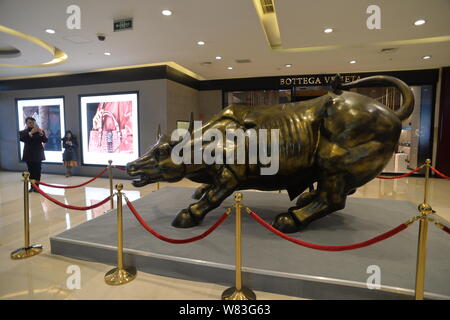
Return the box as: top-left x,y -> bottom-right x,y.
187,112 -> 194,134
157,124 -> 162,139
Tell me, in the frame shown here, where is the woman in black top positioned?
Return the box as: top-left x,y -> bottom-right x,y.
19,117 -> 48,192
62,131 -> 78,177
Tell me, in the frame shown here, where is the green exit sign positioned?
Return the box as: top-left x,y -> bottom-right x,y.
114,18 -> 133,32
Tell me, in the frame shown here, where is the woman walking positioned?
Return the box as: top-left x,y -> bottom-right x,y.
62,131 -> 78,177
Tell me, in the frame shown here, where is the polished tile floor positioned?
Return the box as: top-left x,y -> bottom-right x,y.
0,170 -> 449,300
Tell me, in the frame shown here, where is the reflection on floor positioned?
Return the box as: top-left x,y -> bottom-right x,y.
0,171 -> 449,300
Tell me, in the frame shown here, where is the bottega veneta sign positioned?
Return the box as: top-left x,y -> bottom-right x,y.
279,74 -> 362,86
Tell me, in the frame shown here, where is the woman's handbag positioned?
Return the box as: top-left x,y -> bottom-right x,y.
88,111 -> 123,153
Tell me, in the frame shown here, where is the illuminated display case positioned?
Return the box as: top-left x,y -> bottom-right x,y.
79,92 -> 139,166
16,97 -> 65,163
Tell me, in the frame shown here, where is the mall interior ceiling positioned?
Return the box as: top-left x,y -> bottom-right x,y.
0,0 -> 449,80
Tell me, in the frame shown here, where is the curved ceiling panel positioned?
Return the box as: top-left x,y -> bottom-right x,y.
0,25 -> 68,67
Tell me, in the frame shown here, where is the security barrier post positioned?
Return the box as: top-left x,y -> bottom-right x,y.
222,193 -> 256,300
105,184 -> 137,285
10,172 -> 43,259
414,159 -> 432,300
108,160 -> 114,209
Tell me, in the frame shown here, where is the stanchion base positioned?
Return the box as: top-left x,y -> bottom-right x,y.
104,267 -> 137,285
10,245 -> 43,260
222,286 -> 256,300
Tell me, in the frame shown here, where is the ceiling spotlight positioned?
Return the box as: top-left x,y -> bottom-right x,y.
162,10 -> 172,16
227,66 -> 233,70
104,52 -> 111,56
45,28 -> 56,34
349,60 -> 356,64
422,55 -> 431,60
285,64 -> 292,67
324,28 -> 333,33
414,19 -> 426,26
215,56 -> 222,60
197,41 -> 205,46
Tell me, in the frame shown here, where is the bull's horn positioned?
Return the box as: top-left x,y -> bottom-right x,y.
187,112 -> 194,133
157,124 -> 162,139
331,73 -> 342,93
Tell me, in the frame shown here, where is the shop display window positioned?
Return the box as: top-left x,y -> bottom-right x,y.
224,84 -> 433,174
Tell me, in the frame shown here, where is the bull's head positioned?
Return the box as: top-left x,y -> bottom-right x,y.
127,116 -> 193,187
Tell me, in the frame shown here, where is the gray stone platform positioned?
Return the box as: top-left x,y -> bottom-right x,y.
50,187 -> 450,300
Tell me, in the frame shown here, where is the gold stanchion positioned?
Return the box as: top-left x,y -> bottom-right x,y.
108,160 -> 114,210
10,172 -> 43,259
222,193 -> 256,300
157,181 -> 160,191
105,183 -> 137,285
414,159 -> 432,300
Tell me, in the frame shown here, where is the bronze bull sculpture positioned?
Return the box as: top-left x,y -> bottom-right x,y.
127,75 -> 414,233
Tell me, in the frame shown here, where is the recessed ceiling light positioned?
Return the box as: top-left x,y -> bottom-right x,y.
324,28 -> 333,33
422,55 -> 431,60
350,60 -> 356,64
215,56 -> 222,60
197,41 -> 205,46
414,19 -> 426,26
45,29 -> 56,34
227,66 -> 233,70
162,10 -> 172,16
285,64 -> 292,67
104,52 -> 111,56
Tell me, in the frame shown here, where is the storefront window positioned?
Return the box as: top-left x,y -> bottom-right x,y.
293,86 -> 329,102
350,85 -> 432,173
225,89 -> 291,106
224,83 -> 432,174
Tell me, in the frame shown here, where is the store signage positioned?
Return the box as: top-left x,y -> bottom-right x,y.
279,74 -> 362,87
113,18 -> 133,32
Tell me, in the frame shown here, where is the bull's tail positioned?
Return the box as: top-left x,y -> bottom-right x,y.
334,75 -> 415,121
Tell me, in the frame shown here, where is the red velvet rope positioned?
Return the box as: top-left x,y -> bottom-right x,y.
430,166 -> 450,180
376,166 -> 422,179
32,183 -> 112,210
35,167 -> 108,189
125,198 -> 230,244
442,225 -> 450,234
247,210 -> 409,251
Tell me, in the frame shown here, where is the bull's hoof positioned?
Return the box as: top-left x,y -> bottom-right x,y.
271,212 -> 302,233
171,209 -> 200,228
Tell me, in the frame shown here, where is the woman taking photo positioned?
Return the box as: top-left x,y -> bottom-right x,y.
62,131 -> 78,177
19,117 -> 48,192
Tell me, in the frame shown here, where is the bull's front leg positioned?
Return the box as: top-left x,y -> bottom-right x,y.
192,184 -> 212,200
172,167 -> 238,228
